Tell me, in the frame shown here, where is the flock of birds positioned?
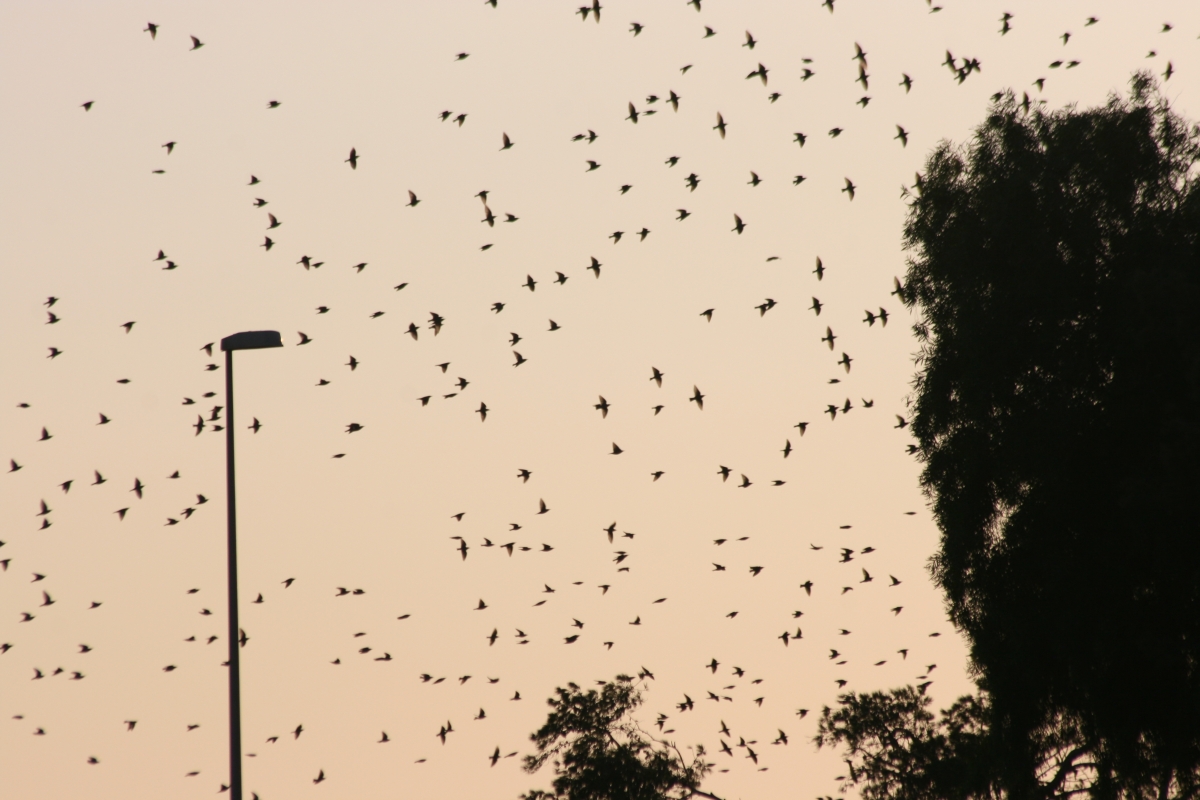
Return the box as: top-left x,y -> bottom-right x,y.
4,2 -> 1195,797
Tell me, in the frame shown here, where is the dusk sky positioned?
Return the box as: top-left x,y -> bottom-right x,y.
2,1 -> 1197,798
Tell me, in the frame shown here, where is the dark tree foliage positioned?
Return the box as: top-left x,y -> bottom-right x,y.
816,687 -> 1095,800
900,73 -> 1200,799
815,687 -> 999,800
521,675 -> 720,800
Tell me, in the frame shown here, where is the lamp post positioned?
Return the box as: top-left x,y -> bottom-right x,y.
220,330 -> 283,800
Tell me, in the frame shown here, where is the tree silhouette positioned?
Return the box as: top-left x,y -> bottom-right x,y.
521,674 -> 722,800
816,686 -> 997,800
892,72 -> 1200,799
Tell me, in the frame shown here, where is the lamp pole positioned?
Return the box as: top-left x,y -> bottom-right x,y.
220,330 -> 283,800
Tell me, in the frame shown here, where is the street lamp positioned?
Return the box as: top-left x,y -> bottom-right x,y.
221,330 -> 283,800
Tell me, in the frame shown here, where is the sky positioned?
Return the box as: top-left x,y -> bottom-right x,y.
1,1 -> 1197,798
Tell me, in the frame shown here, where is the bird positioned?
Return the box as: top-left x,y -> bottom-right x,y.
842,178 -> 857,200
689,386 -> 705,410
650,367 -> 664,386
189,35 -> 204,50
713,112 -> 727,138
732,214 -> 746,234
594,397 -> 611,418
346,148 -> 359,169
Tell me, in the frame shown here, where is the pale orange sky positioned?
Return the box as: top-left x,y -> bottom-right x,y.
2,1 -> 1196,798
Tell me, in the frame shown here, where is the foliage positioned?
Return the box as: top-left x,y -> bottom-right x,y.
815,687 -> 999,800
898,73 -> 1200,799
815,687 -> 1108,800
521,675 -> 719,800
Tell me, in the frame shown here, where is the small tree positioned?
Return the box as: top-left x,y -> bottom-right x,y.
816,687 -> 1115,800
521,674 -> 723,800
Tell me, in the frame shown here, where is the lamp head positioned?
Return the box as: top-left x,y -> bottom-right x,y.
221,331 -> 283,352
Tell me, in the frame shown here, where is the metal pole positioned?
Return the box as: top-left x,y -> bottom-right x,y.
225,348 -> 243,800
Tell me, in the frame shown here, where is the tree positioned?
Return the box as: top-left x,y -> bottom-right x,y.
816,687 -> 1094,800
521,674 -> 722,800
894,72 -> 1200,799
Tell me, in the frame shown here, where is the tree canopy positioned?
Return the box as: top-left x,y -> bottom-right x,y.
521,674 -> 720,800
890,73 -> 1200,799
